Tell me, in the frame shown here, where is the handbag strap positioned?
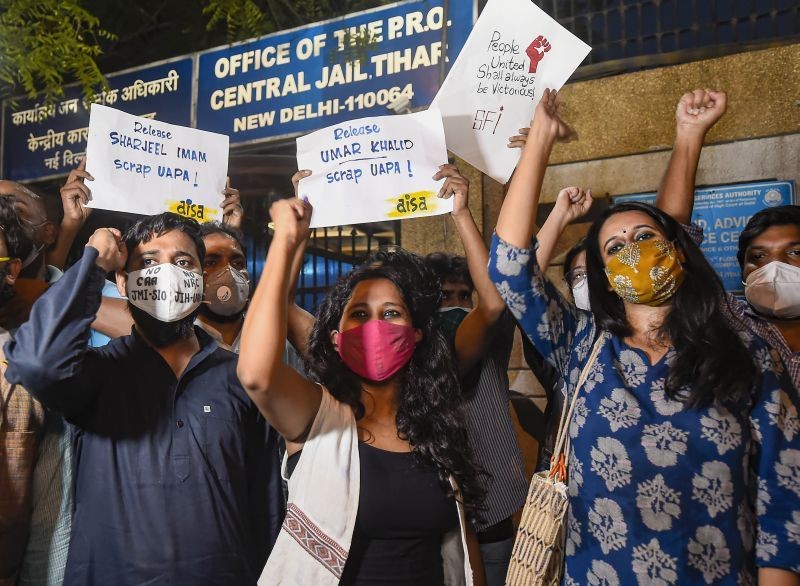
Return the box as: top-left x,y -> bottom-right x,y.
548,332 -> 607,479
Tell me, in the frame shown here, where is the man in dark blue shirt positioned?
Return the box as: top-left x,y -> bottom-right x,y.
4,213 -> 284,586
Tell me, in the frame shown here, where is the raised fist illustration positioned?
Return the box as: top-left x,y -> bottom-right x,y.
526,36 -> 551,73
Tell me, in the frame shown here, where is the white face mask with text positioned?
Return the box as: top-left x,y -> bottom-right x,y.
127,263 -> 203,322
744,261 -> 800,319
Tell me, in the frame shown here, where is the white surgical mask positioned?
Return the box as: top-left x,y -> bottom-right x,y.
127,263 -> 203,322
204,265 -> 250,316
744,261 -> 800,319
571,279 -> 591,311
437,305 -> 471,314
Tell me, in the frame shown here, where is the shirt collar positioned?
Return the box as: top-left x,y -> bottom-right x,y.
127,324 -> 220,377
194,317 -> 242,353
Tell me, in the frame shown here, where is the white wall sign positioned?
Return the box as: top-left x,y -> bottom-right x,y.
296,108 -> 451,228
85,104 -> 229,222
433,0 -> 591,184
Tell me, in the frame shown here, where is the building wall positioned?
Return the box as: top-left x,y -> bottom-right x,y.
401,42 -> 800,408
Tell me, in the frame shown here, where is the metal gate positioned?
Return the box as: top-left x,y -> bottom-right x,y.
247,221 -> 401,314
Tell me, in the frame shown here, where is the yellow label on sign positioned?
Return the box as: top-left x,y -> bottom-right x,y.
386,191 -> 438,218
166,199 -> 219,223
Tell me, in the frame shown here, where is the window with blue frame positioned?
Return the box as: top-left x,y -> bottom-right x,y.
532,0 -> 798,70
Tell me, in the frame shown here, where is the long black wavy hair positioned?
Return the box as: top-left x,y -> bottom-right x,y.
585,202 -> 756,408
306,247 -> 485,520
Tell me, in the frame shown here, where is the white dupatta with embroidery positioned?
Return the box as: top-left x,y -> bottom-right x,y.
259,386 -> 473,585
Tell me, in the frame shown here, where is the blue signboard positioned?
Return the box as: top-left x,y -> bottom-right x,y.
196,0 -> 474,145
1,57 -> 194,182
615,180 -> 797,292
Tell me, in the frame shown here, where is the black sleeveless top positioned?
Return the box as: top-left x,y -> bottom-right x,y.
286,442 -> 459,585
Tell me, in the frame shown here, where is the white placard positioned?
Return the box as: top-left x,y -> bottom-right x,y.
296,109 -> 451,228
432,0 -> 591,184
85,104 -> 229,222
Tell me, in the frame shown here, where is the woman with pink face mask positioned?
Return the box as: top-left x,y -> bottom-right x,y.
237,197 -> 486,586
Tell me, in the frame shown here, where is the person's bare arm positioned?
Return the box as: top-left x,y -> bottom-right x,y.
535,187 -> 592,272
283,170 -> 316,357
758,568 -> 800,586
496,89 -> 574,248
91,296 -> 133,338
287,226 -> 314,357
464,521 -> 486,586
237,198 -> 321,443
435,164 -> 506,376
47,158 -> 93,270
655,89 -> 727,224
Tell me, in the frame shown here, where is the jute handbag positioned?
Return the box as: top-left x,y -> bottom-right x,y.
505,334 -> 606,586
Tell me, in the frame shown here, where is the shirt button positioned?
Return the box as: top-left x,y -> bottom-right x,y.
176,419 -> 184,428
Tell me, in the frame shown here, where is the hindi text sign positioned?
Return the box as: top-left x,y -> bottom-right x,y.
432,0 -> 590,184
296,108 -> 450,228
2,58 -> 193,182
85,105 -> 229,222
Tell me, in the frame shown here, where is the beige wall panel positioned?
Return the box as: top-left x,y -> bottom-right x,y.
550,43 -> 800,165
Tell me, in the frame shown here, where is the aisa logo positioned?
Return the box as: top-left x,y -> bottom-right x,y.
763,189 -> 783,207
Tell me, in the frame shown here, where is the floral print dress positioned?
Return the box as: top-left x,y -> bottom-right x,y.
489,233 -> 800,585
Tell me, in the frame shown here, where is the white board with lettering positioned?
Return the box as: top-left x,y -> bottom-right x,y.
85,104 -> 229,222
296,108 -> 451,228
432,0 -> 591,184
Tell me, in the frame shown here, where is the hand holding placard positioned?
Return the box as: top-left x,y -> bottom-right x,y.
220,178 -> 244,228
60,158 -> 94,227
531,88 -> 576,143
433,164 -> 470,216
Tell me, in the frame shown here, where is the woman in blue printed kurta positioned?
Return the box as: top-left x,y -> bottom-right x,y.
491,228 -> 800,584
492,89 -> 800,584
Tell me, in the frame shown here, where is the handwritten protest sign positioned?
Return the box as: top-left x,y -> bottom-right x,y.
432,0 -> 591,184
85,104 -> 229,222
296,108 -> 450,228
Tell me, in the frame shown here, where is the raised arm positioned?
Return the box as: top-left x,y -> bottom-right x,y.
4,228 -> 126,419
655,89 -> 727,224
237,198 -> 321,443
285,170 -> 316,357
535,186 -> 592,272
489,90 -> 587,377
434,164 -> 506,375
47,158 -> 93,270
496,88 -> 573,248
286,233 -> 315,358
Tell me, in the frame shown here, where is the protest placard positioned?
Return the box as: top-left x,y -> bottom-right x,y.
85,104 -> 229,221
432,0 -> 591,184
296,108 -> 451,228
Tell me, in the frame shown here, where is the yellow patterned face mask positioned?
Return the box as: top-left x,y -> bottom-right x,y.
604,238 -> 685,306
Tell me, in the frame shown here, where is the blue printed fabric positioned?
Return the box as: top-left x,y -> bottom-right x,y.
489,233 -> 800,585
